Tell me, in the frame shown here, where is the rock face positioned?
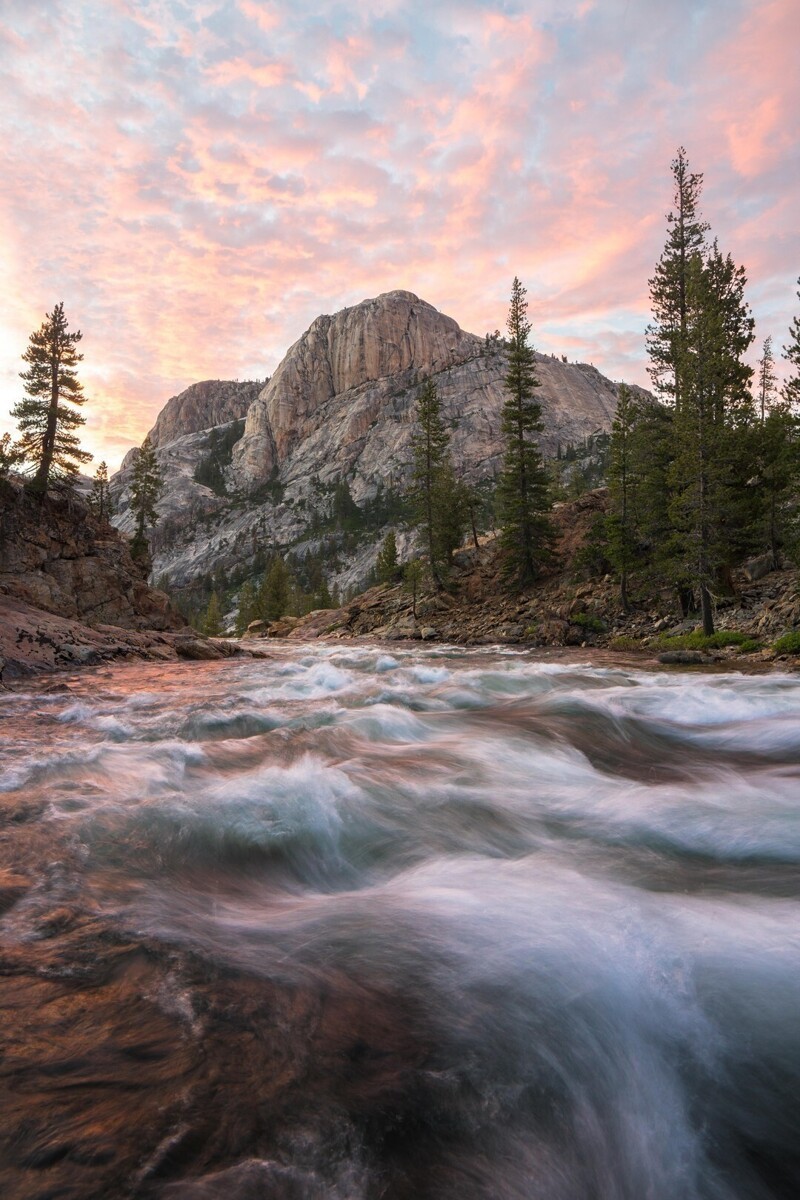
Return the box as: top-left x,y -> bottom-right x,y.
148,379 -> 262,451
0,477 -> 184,632
233,291 -> 476,484
232,290 -> 627,491
112,291 -> 647,594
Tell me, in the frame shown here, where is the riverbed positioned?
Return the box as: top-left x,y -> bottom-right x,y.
1,643 -> 798,1199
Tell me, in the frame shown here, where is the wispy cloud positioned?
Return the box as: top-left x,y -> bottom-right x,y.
0,0 -> 797,467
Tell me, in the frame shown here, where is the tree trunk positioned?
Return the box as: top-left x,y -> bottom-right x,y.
677,584 -> 695,618
700,584 -> 714,636
469,504 -> 479,551
620,571 -> 629,614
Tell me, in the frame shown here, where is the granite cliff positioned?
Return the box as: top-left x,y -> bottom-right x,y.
0,477 -> 181,631
112,291 -> 644,595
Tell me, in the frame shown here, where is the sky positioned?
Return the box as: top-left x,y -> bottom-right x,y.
1,0 -> 798,471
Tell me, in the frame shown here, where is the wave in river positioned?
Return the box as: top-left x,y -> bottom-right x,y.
0,644 -> 799,1199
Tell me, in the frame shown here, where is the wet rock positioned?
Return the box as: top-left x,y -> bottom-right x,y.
498,623 -> 525,642
172,638 -> 226,661
162,1160 -> 331,1199
658,650 -> 707,665
0,869 -> 30,915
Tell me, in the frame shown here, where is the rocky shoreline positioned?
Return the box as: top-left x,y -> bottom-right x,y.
0,478 -> 267,684
249,492 -> 800,672
0,595 -> 270,685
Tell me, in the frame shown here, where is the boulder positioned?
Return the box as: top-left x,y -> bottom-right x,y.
743,553 -> 777,583
658,650 -> 707,665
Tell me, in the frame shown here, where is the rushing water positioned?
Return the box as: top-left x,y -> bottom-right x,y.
1,643 -> 799,1200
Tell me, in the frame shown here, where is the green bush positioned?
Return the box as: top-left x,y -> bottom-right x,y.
571,611 -> 605,634
773,631 -> 800,655
609,635 -> 643,650
653,629 -> 760,652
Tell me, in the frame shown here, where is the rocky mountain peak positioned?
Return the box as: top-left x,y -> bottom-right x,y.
149,379 -> 262,450
232,290 -> 475,487
111,290 -> 648,596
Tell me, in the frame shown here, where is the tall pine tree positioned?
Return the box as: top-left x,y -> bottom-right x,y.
129,434 -> 163,560
606,384 -> 638,611
12,302 -> 91,490
410,378 -> 457,587
667,244 -> 755,633
757,336 -> 778,422
784,278 -> 800,408
646,148 -> 709,412
497,277 -> 555,585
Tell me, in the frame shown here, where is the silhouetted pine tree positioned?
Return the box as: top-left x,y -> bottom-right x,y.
12,302 -> 92,490
784,279 -> 800,408
757,336 -> 778,422
89,460 -> 113,522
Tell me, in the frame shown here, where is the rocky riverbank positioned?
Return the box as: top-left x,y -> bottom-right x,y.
0,478 -> 266,682
254,491 -> 800,669
0,595 -> 270,684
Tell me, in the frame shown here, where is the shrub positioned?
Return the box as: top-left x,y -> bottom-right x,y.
653,630 -> 760,652
571,611 -> 605,634
773,631 -> 800,655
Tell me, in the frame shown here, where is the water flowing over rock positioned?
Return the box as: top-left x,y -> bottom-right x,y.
1,646 -> 799,1197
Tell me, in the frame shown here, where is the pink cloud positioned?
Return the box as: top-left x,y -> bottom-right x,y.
0,0 -> 797,468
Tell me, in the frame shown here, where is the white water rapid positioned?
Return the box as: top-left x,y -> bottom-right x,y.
0,644 -> 798,1199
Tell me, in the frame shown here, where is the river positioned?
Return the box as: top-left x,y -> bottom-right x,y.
1,643 -> 799,1199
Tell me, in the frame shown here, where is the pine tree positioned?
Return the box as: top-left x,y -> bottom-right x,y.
0,432 -> 23,479
259,557 -> 290,622
667,244 -> 755,633
646,148 -> 709,411
314,575 -> 332,609
89,460 -> 113,522
375,530 -> 399,583
129,434 -> 163,559
606,384 -> 638,611
410,378 -> 451,587
403,559 -> 423,617
202,591 -> 225,637
12,302 -> 92,490
235,580 -> 258,635
784,278 -> 800,408
496,277 -> 555,585
759,400 -> 798,569
757,336 -> 778,422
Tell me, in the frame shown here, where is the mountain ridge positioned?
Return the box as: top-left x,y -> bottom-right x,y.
111,290 -> 646,596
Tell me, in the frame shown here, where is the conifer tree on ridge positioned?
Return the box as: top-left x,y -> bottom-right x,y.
12,302 -> 92,490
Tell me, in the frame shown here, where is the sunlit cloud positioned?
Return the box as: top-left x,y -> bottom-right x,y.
0,0 -> 797,469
